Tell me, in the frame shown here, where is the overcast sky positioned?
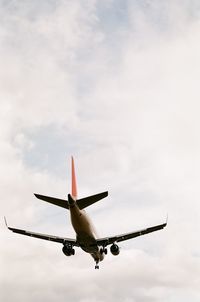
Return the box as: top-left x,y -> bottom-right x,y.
1,0 -> 200,301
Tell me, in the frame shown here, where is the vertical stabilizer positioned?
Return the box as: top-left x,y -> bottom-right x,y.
71,156 -> 77,199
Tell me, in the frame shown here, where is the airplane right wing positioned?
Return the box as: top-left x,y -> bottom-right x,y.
96,222 -> 167,247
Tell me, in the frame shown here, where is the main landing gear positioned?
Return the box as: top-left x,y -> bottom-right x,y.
100,247 -> 107,255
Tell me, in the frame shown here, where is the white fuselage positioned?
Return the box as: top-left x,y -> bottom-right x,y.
69,202 -> 104,263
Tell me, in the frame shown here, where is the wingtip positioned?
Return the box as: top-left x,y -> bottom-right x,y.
162,215 -> 168,229
166,214 -> 168,225
4,216 -> 8,228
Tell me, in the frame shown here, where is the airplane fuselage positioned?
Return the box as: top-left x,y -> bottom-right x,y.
69,196 -> 104,264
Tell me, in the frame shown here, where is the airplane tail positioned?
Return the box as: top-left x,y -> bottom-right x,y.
34,157 -> 108,209
71,156 -> 77,199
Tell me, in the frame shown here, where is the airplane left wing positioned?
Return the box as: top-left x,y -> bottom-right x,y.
5,219 -> 78,246
96,222 -> 167,247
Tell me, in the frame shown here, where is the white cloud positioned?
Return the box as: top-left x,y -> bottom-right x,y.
1,1 -> 200,301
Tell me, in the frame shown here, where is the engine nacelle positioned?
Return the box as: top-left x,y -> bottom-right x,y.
110,243 -> 120,256
62,246 -> 75,256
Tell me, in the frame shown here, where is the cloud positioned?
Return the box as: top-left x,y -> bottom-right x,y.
1,1 -> 200,302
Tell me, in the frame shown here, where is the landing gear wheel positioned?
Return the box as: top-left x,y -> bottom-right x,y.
100,247 -> 108,255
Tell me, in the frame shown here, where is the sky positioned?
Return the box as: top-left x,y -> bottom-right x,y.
1,0 -> 200,301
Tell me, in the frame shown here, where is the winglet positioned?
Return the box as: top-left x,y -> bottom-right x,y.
166,214 -> 168,225
71,156 -> 77,199
4,216 -> 8,228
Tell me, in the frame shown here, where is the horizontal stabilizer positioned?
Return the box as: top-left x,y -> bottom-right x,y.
77,191 -> 108,209
34,191 -> 108,210
34,194 -> 69,209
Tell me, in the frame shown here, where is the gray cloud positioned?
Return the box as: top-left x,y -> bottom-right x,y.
1,1 -> 200,302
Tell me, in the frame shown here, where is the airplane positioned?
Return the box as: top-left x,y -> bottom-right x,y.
5,157 -> 167,269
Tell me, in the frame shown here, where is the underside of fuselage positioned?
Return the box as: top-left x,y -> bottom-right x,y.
77,232 -> 104,262
68,196 -> 104,266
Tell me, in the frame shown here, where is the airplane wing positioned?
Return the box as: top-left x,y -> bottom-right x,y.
5,218 -> 78,246
96,222 -> 167,247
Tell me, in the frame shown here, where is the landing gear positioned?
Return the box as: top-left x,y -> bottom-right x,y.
100,247 -> 107,255
95,261 -> 99,269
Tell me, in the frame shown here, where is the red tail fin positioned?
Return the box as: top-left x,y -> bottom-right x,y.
71,156 -> 77,199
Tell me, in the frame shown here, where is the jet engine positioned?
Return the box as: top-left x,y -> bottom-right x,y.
62,245 -> 75,256
110,243 -> 120,255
